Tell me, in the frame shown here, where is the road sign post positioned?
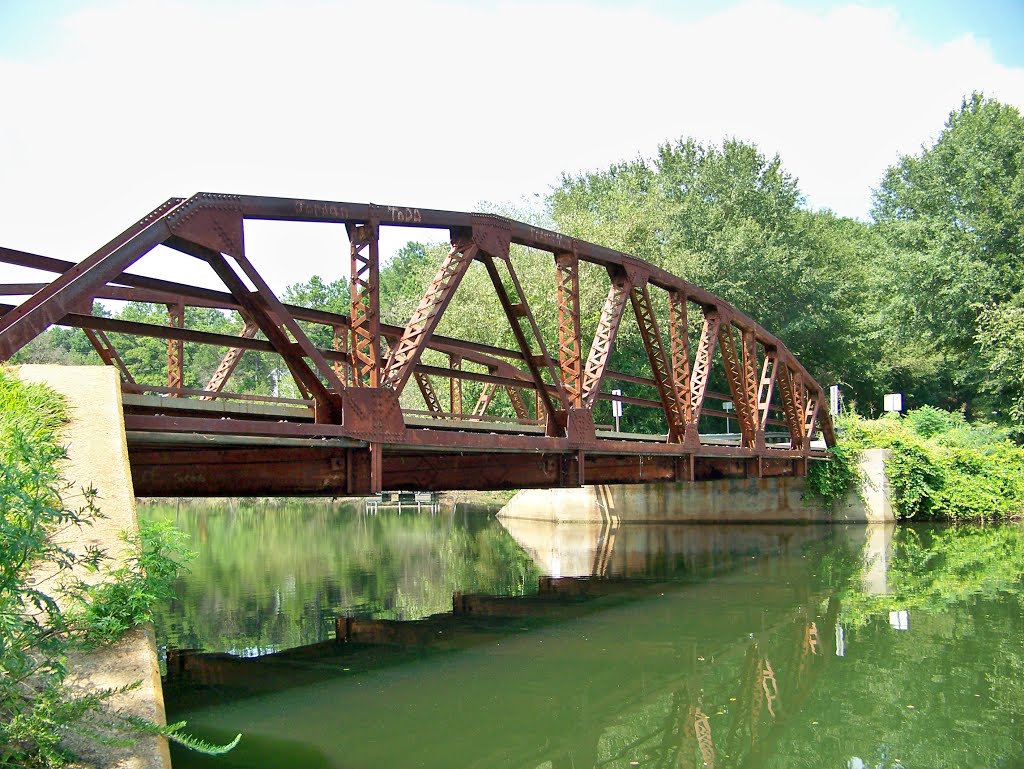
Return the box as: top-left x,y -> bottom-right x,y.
611,389 -> 623,433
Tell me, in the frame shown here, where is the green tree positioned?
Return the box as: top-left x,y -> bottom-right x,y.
550,138 -> 883,410
977,296 -> 1024,425
872,92 -> 1024,414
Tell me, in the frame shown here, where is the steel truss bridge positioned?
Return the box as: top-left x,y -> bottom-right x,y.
0,193 -> 835,496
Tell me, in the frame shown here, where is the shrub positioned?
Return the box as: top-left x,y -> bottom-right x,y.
905,405 -> 965,438
0,369 -> 237,767
806,442 -> 862,507
830,406 -> 1024,521
885,439 -> 944,519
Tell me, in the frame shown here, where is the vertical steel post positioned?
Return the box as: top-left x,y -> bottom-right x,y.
381,231 -> 479,395
449,353 -> 463,416
348,221 -> 381,387
166,302 -> 184,395
668,290 -> 692,425
555,252 -> 582,409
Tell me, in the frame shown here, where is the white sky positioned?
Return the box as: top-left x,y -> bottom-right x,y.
2,0 -> 1024,297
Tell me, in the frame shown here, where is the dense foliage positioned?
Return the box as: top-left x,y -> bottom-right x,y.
0,369 -> 234,766
835,406 -> 1024,521
804,442 -> 863,508
873,93 -> 1024,415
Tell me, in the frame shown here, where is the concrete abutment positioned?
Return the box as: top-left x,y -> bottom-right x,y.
18,365 -> 171,769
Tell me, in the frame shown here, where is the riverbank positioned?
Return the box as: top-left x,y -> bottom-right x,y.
2,366 -> 170,769
820,407 -> 1024,522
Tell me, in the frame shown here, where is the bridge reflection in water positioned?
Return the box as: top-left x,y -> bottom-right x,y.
162,510 -> 893,769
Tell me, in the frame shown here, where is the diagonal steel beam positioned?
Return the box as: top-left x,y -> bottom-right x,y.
414,371 -> 444,416
506,386 -> 530,420
629,282 -> 685,442
201,318 -> 260,399
0,200 -> 180,360
179,241 -> 343,423
478,253 -> 566,422
503,254 -> 568,412
684,309 -> 720,446
82,327 -> 136,386
581,267 -> 631,408
803,391 -> 820,444
471,374 -> 498,419
217,242 -> 347,396
381,231 -> 479,395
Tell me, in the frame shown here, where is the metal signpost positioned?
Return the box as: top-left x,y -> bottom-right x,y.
611,388 -> 623,433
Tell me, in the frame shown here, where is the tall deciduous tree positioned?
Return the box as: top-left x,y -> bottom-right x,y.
977,297 -> 1024,425
550,138 -> 883,409
872,92 -> 1024,413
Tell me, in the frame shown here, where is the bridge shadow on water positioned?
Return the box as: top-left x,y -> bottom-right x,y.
157,500 -> 902,769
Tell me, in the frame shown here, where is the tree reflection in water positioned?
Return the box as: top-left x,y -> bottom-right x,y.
146,502 -> 1024,769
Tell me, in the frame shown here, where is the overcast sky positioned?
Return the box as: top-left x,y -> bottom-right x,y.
2,0 -> 1023,295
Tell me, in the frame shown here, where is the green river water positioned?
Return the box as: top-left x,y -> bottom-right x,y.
142,500 -> 1024,769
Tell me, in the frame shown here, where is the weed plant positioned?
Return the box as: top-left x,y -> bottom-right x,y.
810,405 -> 1024,521
0,369 -> 238,766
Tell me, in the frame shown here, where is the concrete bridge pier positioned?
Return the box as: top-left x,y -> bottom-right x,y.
498,450 -> 893,524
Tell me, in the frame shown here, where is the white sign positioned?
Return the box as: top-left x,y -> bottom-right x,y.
889,610 -> 909,631
611,389 -> 623,418
722,401 -> 734,412
829,385 -> 840,416
883,393 -> 903,413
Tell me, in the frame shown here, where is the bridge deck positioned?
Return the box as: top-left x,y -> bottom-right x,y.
121,395 -> 823,496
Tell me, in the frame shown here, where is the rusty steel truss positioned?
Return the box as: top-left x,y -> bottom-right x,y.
0,193 -> 835,496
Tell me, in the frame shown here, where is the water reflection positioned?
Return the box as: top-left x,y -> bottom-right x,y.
145,499 -> 540,655
147,502 -> 1024,769
498,515 -> 855,580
